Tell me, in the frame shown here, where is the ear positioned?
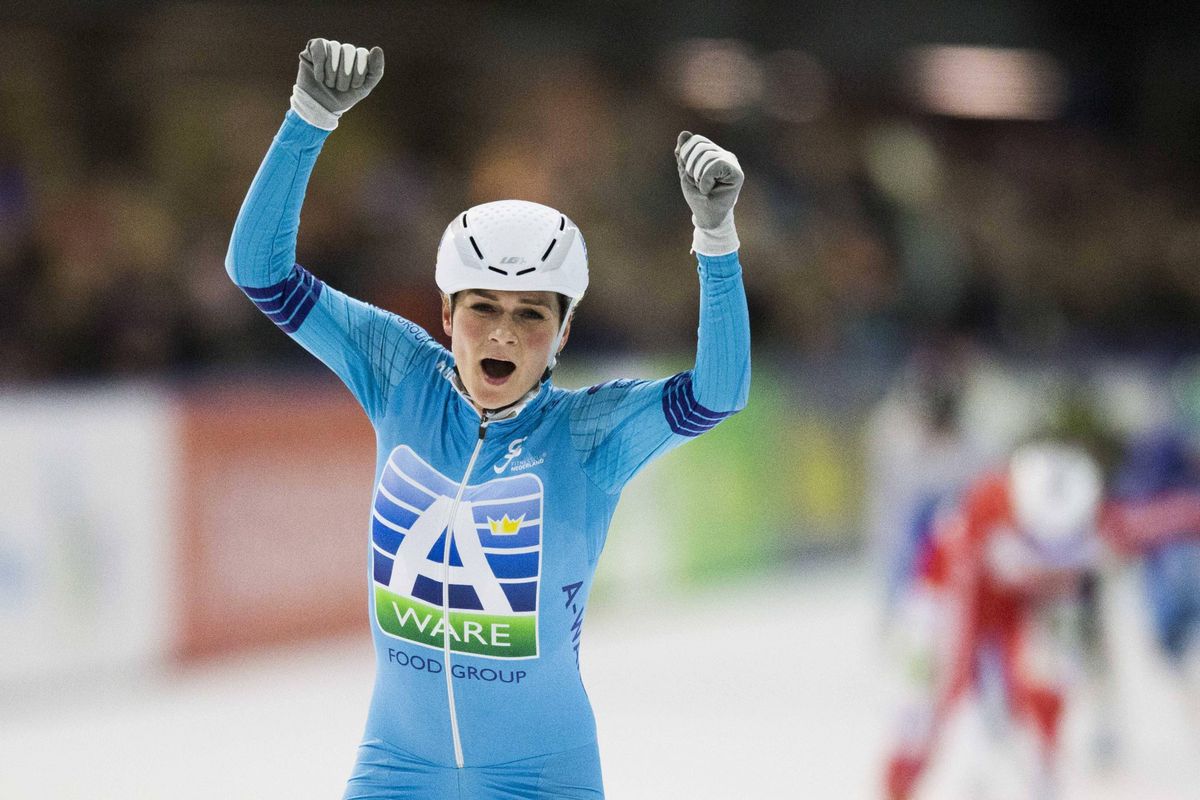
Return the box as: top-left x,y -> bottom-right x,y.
556,314 -> 572,354
441,294 -> 453,339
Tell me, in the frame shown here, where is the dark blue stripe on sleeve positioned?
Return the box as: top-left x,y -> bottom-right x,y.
240,264 -> 324,334
661,371 -> 733,437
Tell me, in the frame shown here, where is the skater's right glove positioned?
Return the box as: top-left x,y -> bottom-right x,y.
675,132 -> 744,256
291,38 -> 385,131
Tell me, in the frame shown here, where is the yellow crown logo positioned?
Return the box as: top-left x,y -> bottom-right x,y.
487,514 -> 524,535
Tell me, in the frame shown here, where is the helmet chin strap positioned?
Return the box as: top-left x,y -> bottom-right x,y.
543,299 -> 577,379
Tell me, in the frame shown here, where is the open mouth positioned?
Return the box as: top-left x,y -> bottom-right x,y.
481,358 -> 517,381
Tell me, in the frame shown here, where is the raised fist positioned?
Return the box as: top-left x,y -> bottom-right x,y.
292,38 -> 384,128
675,132 -> 744,230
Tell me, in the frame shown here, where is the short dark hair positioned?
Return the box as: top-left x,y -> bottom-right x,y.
450,292 -> 572,324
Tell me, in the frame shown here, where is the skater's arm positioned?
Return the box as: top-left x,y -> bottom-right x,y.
1101,489 -> 1200,554
570,133 -> 750,493
664,131 -> 752,421
226,40 -> 440,420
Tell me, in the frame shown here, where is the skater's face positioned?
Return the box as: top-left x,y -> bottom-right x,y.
443,289 -> 570,411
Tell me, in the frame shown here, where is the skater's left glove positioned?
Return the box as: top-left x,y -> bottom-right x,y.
675,132 -> 744,255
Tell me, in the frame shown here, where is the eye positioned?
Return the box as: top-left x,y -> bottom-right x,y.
520,309 -> 547,321
470,302 -> 496,314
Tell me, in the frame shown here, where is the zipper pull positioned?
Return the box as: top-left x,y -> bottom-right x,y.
478,414 -> 490,440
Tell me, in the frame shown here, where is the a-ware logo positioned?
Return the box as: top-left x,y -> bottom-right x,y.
371,446 -> 542,659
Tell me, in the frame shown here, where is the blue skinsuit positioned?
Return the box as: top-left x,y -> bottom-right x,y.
227,111 -> 750,798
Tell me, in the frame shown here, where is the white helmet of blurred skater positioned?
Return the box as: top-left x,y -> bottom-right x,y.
1009,442 -> 1103,549
436,200 -> 588,302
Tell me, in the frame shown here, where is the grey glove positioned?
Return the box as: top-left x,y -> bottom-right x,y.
675,132 -> 744,255
290,39 -> 384,130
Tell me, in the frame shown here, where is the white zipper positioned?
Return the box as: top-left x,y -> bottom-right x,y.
441,414 -> 490,768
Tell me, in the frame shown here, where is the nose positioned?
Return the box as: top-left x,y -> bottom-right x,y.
488,318 -> 517,345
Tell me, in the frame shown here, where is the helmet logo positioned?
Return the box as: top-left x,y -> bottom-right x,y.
500,256 -> 527,265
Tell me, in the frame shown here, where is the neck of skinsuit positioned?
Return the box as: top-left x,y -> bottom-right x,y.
448,366 -> 543,421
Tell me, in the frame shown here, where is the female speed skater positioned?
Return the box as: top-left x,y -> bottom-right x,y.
225,38 -> 750,799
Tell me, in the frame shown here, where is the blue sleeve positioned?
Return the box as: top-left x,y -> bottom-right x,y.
225,111 -> 439,421
569,251 -> 751,493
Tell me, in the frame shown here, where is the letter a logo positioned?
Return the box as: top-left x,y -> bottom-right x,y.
370,446 -> 542,660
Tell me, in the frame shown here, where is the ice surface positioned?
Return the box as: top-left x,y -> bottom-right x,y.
1,564 -> 1196,799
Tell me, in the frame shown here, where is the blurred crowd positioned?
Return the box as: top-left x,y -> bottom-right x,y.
1,4 -> 1199,383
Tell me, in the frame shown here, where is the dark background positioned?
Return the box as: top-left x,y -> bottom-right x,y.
2,2 -> 1200,387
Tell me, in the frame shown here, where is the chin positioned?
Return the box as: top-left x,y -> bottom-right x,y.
467,381 -> 515,410
476,378 -> 538,411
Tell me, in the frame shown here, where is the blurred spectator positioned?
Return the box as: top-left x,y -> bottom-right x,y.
864,337 -> 994,613
1,3 -> 1200,382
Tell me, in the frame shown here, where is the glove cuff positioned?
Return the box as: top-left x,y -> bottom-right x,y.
691,211 -> 739,256
290,85 -> 341,131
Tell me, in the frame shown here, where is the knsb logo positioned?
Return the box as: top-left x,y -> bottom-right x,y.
370,446 -> 542,659
494,437 -> 527,474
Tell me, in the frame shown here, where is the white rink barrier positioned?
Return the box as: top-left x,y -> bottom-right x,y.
0,384 -> 176,686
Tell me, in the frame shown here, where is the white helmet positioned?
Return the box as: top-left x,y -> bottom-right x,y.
1009,442 -> 1103,549
435,200 -> 588,301
436,200 -> 587,373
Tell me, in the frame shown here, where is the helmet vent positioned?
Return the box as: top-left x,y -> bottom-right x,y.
461,213 -> 468,227
541,239 -> 557,261
488,266 -> 508,275
469,236 -> 484,260
516,267 -> 536,275
559,216 -> 565,231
